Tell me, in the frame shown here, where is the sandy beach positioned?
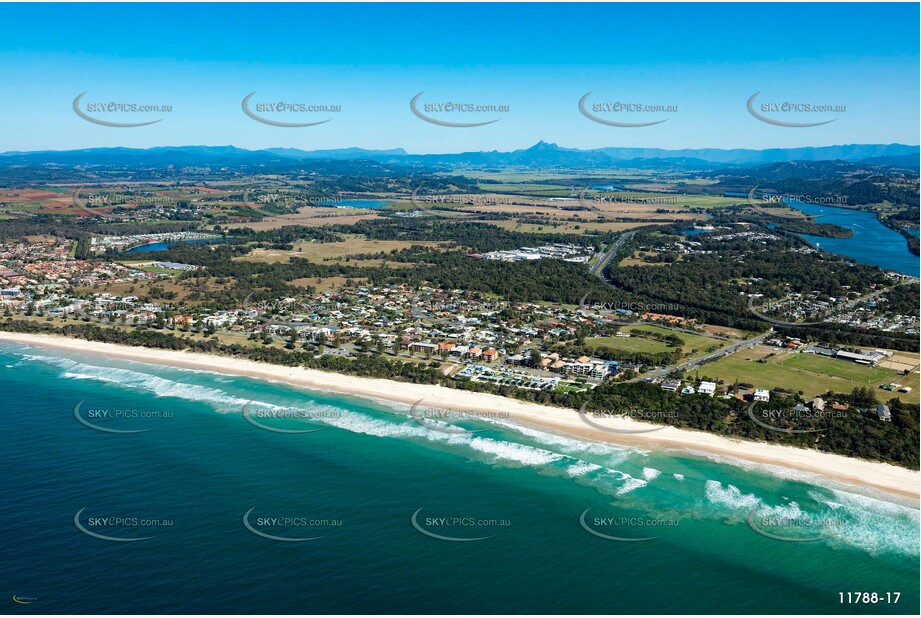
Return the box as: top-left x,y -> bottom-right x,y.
2,331 -> 919,500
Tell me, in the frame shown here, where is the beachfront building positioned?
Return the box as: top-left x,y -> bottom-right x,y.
661,379 -> 681,392
877,404 -> 892,422
410,342 -> 439,354
698,381 -> 717,397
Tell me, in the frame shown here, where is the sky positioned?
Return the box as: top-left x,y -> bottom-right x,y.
0,2 -> 918,153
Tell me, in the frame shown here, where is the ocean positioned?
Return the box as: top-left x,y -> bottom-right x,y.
1,341 -> 918,614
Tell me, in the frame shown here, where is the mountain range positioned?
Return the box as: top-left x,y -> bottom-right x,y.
0,141 -> 917,171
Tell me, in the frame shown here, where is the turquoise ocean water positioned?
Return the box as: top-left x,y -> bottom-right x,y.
1,342 -> 918,614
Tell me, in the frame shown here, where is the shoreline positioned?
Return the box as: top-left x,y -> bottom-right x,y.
2,331 -> 919,500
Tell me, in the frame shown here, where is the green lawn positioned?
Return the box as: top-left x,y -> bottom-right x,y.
586,326 -> 726,358
780,353 -> 896,383
700,350 -> 919,404
627,326 -> 726,356
585,335 -> 673,354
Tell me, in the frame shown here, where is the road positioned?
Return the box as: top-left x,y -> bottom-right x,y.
628,331 -> 770,383
590,231 -> 634,278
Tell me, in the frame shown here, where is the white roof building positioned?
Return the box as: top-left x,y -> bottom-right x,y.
753,389 -> 770,402
698,381 -> 717,396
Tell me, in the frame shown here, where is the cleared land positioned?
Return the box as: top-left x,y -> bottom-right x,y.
234,235 -> 450,266
618,250 -> 676,267
229,207 -> 381,231
628,325 -> 727,355
585,335 -> 674,355
700,348 -> 920,405
586,325 -> 726,357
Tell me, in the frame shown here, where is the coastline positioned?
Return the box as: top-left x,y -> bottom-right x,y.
2,331 -> 919,500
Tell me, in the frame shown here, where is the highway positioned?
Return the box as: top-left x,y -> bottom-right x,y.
590,230 -> 635,278
628,331 -> 770,383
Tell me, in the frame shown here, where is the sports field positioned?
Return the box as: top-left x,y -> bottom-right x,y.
700,348 -> 919,404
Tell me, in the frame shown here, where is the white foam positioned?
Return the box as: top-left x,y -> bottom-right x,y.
58,366 -> 255,410
616,476 -> 648,495
322,408 -> 435,440
811,488 -> 921,557
487,418 -> 639,460
642,467 -> 661,481
566,462 -> 602,477
705,480 -> 762,510
673,473 -> 685,481
467,436 -> 565,466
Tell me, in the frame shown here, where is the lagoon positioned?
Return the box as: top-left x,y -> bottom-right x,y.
319,199 -> 392,209
122,237 -> 228,253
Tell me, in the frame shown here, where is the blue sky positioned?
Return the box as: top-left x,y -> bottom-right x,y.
0,2 -> 917,153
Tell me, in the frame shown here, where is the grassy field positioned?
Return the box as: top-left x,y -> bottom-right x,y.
700,348 -> 920,404
586,326 -> 726,357
290,276 -> 368,292
477,183 -> 576,196
234,235 -> 449,265
780,353 -> 898,383
229,207 -> 381,231
618,250 -> 676,267
627,325 -> 726,355
579,190 -> 740,210
585,335 -> 673,355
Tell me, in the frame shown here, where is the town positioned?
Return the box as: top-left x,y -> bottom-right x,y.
1,238 -> 916,407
